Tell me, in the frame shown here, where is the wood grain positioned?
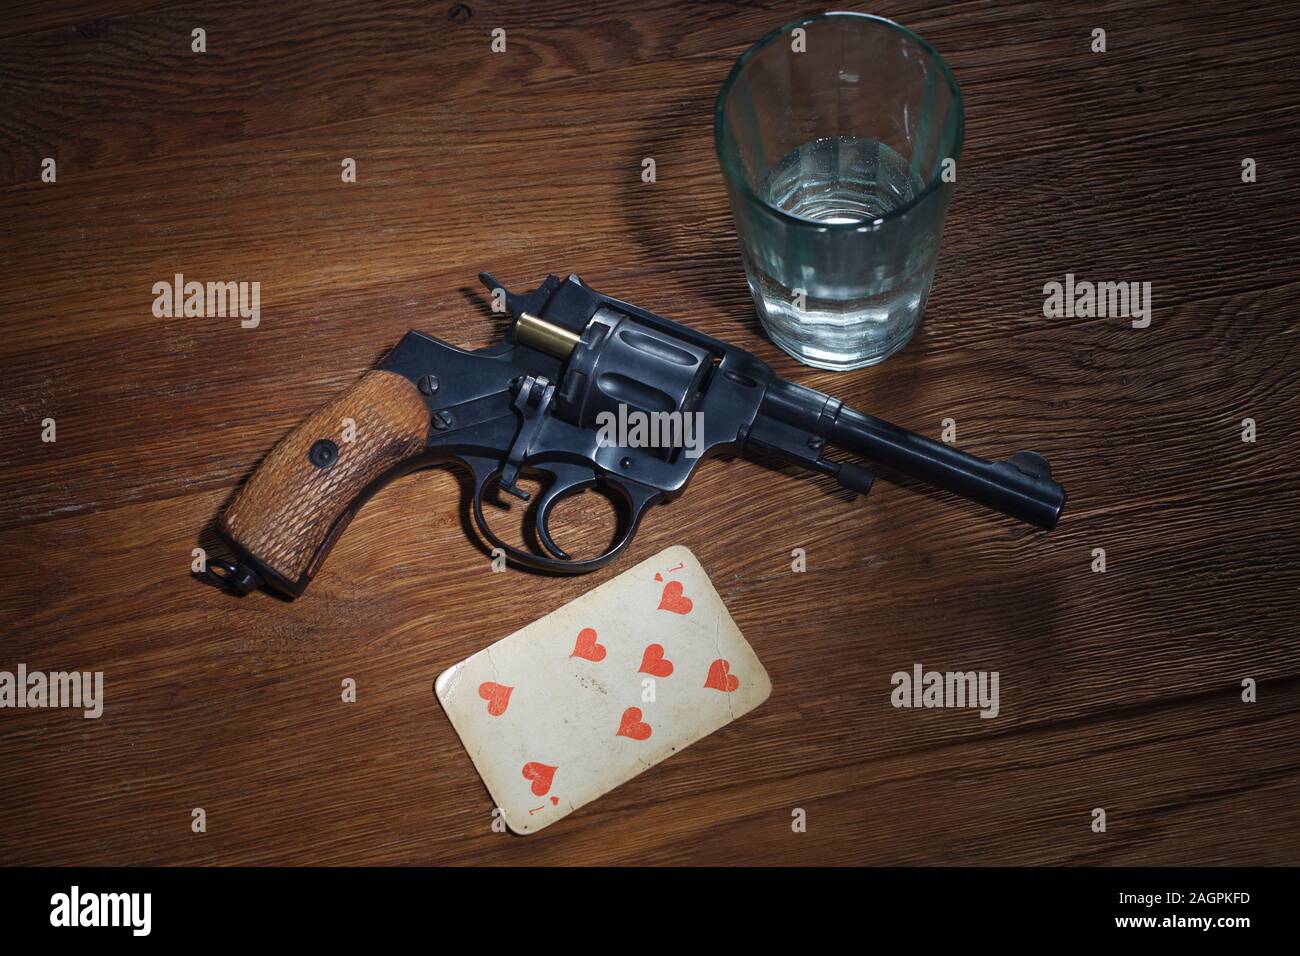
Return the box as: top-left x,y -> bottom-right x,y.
0,0 -> 1297,865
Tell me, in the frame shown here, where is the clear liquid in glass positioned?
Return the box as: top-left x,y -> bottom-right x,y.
750,136 -> 935,370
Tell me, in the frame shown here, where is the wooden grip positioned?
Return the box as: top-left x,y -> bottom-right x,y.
219,370 -> 429,591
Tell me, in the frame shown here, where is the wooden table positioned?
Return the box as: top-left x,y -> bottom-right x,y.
2,0 -> 1297,866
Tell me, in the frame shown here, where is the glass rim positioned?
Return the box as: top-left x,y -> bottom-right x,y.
713,11 -> 966,232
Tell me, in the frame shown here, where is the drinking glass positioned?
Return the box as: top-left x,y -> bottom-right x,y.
714,12 -> 964,370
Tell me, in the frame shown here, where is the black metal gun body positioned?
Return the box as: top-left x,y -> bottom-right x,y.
205,273 -> 1065,596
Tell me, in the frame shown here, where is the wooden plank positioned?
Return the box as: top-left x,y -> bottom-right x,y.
0,471 -> 1296,864
1,58 -> 1295,525
0,0 -> 1296,866
3,0 -> 1298,185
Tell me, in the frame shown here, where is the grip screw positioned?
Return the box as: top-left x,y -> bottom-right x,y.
418,374 -> 440,395
308,438 -> 339,468
431,410 -> 455,430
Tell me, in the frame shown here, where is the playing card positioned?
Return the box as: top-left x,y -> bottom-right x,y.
434,545 -> 771,834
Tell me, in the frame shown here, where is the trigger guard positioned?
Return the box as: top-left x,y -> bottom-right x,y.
533,465 -> 601,561
466,460 -> 660,574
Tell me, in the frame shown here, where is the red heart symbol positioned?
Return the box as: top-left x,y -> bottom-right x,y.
657,581 -> 693,615
638,643 -> 674,678
616,707 -> 652,740
570,627 -> 606,662
704,659 -> 740,692
550,796 -> 559,806
654,572 -> 663,581
477,681 -> 512,716
521,761 -> 557,796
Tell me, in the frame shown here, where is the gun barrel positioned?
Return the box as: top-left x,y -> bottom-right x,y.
757,379 -> 1066,530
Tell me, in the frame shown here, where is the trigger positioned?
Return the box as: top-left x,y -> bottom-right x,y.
535,498 -> 570,560
534,468 -> 595,561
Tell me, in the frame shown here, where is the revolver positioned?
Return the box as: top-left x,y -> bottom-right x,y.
203,272 -> 1066,597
